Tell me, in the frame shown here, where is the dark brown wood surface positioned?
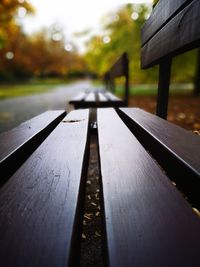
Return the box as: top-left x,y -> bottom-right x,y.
0,109 -> 90,267
0,110 -> 66,183
142,0 -> 191,46
156,58 -> 172,119
141,0 -> 200,68
97,108 -> 200,267
119,108 -> 200,207
108,53 -> 126,79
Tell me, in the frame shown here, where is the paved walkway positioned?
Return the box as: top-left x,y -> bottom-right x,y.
0,80 -> 93,133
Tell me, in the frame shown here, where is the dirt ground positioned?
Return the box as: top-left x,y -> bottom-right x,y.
129,95 -> 200,132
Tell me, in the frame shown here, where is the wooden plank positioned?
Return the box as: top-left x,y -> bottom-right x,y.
0,110 -> 66,184
105,92 -> 122,101
156,58 -> 172,119
0,109 -> 90,267
141,0 -> 200,68
109,53 -> 127,78
98,93 -> 107,102
97,108 -> 200,267
142,0 -> 191,46
85,92 -> 96,102
69,92 -> 86,103
119,107 -> 200,208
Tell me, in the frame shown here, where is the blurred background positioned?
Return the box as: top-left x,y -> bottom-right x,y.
0,0 -> 199,133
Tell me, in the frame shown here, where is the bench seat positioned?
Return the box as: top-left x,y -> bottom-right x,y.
0,110 -> 66,184
97,108 -> 200,267
0,109 -> 90,267
69,89 -> 124,109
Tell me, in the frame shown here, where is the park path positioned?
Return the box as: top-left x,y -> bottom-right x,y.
0,80 -> 94,133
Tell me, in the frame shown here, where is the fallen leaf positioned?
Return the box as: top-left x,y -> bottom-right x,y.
95,231 -> 101,237
82,233 -> 86,239
95,211 -> 100,217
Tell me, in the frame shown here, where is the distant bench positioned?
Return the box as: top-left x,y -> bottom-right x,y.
69,52 -> 129,109
69,88 -> 125,109
1,0 -> 200,266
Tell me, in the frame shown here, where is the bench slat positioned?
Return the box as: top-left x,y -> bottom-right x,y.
141,0 -> 200,68
69,92 -> 86,103
0,109 -> 90,267
98,108 -> 200,267
108,52 -> 127,78
142,0 -> 190,46
119,108 -> 200,207
98,92 -> 107,102
85,92 -> 96,102
105,92 -> 121,101
0,110 -> 66,184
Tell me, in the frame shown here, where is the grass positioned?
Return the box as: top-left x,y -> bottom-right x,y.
0,80 -> 194,100
0,78 -> 69,100
115,83 -> 194,96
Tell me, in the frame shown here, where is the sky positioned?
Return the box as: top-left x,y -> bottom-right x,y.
22,0 -> 153,52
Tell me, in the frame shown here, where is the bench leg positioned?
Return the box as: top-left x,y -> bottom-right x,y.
156,58 -> 171,119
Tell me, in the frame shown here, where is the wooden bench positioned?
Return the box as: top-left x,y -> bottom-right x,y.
69,53 -> 129,109
97,0 -> 200,266
0,110 -> 90,266
69,88 -> 124,109
104,52 -> 129,106
1,1 -> 200,266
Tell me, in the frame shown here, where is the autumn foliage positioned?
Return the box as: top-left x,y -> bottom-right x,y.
0,0 -> 86,81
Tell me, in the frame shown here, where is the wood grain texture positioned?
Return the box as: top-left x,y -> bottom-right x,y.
119,108 -> 200,207
141,0 -> 200,68
142,0 -> 191,46
0,109 -> 90,267
0,110 -> 66,183
97,108 -> 200,267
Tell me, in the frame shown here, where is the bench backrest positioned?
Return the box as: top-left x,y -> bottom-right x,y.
141,0 -> 200,118
104,52 -> 129,106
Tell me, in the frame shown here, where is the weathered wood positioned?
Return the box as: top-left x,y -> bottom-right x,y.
0,110 -> 66,184
119,107 -> 200,208
141,0 -> 200,68
98,108 -> 200,267
0,109 -> 90,267
156,58 -> 172,119
142,0 -> 191,46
